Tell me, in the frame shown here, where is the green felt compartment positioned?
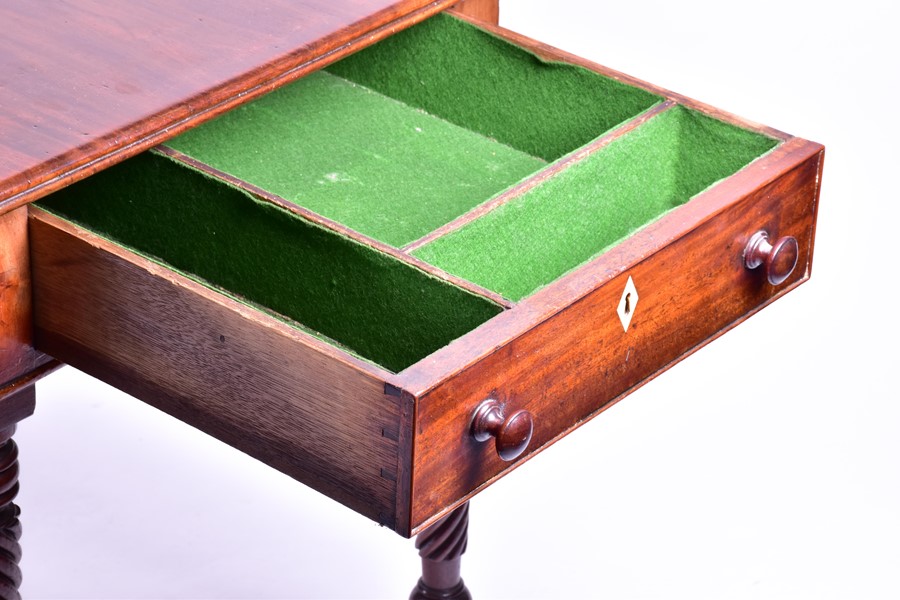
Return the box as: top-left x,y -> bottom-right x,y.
166,71 -> 547,247
34,13 -> 777,373
166,12 -> 661,247
413,106 -> 780,301
36,152 -> 503,373
328,13 -> 662,161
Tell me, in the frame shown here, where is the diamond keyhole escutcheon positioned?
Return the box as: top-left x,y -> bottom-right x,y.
617,275 -> 639,332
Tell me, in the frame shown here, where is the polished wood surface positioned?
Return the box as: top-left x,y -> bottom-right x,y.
0,209 -> 51,387
0,423 -> 22,600
470,399 -> 534,462
397,137 -> 821,395
450,0 -> 499,24
0,0 -> 458,214
404,138 -> 823,532
744,231 -> 800,286
410,502 -> 471,600
0,1 -> 826,596
0,385 -> 36,600
29,210 -> 405,529
0,365 -> 54,412
21,11 -> 824,536
29,138 -> 823,537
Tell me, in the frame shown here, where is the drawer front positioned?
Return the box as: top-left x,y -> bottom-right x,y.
410,143 -> 823,532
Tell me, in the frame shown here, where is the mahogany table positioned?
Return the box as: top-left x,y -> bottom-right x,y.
0,0 -> 821,597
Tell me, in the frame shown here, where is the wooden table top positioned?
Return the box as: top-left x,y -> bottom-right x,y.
0,0 -> 456,215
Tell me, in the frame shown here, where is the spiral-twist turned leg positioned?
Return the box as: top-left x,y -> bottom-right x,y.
0,426 -> 21,600
409,502 -> 472,600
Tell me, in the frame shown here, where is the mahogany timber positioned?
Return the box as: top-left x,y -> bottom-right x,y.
0,0 -> 459,214
401,138 -> 824,532
25,140 -> 823,536
0,422 -> 23,600
28,210 -> 407,529
450,1 -> 499,24
398,136 -> 823,394
0,363 -> 59,408
470,399 -> 533,461
744,231 -> 801,286
410,502 -> 471,600
0,381 -> 40,600
0,208 -> 52,387
19,9 -> 824,538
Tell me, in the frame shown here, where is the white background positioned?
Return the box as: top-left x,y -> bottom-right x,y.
16,0 -> 900,598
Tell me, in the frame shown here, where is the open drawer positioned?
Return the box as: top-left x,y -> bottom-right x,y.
28,11 -> 823,536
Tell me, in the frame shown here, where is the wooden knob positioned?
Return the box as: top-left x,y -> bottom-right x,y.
743,230 -> 799,285
471,399 -> 533,461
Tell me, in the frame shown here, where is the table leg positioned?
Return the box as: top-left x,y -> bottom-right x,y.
410,502 -> 472,600
0,424 -> 22,600
0,381 -> 40,600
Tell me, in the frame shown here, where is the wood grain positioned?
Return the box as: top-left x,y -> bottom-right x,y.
0,422 -> 23,599
409,501 -> 471,599
12,2 -> 825,542
450,0 -> 499,24
0,362 -> 57,412
0,208 -> 51,387
0,0 -> 458,213
404,140 -> 823,532
0,380 -> 41,600
399,138 -> 823,395
29,209 -> 406,530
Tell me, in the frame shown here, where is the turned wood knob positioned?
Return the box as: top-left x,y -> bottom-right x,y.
743,230 -> 799,285
471,399 -> 533,461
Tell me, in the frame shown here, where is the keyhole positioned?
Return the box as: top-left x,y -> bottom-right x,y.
624,293 -> 631,314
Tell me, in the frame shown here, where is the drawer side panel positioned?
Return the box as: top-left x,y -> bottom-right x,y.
30,211 -> 402,528
410,147 -> 822,531
1,207 -> 52,386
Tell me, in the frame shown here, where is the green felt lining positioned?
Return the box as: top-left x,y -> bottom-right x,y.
165,12 -> 661,247
328,13 -> 662,161
166,71 -> 547,247
35,14 -> 779,373
413,106 -> 780,301
36,151 -> 503,373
